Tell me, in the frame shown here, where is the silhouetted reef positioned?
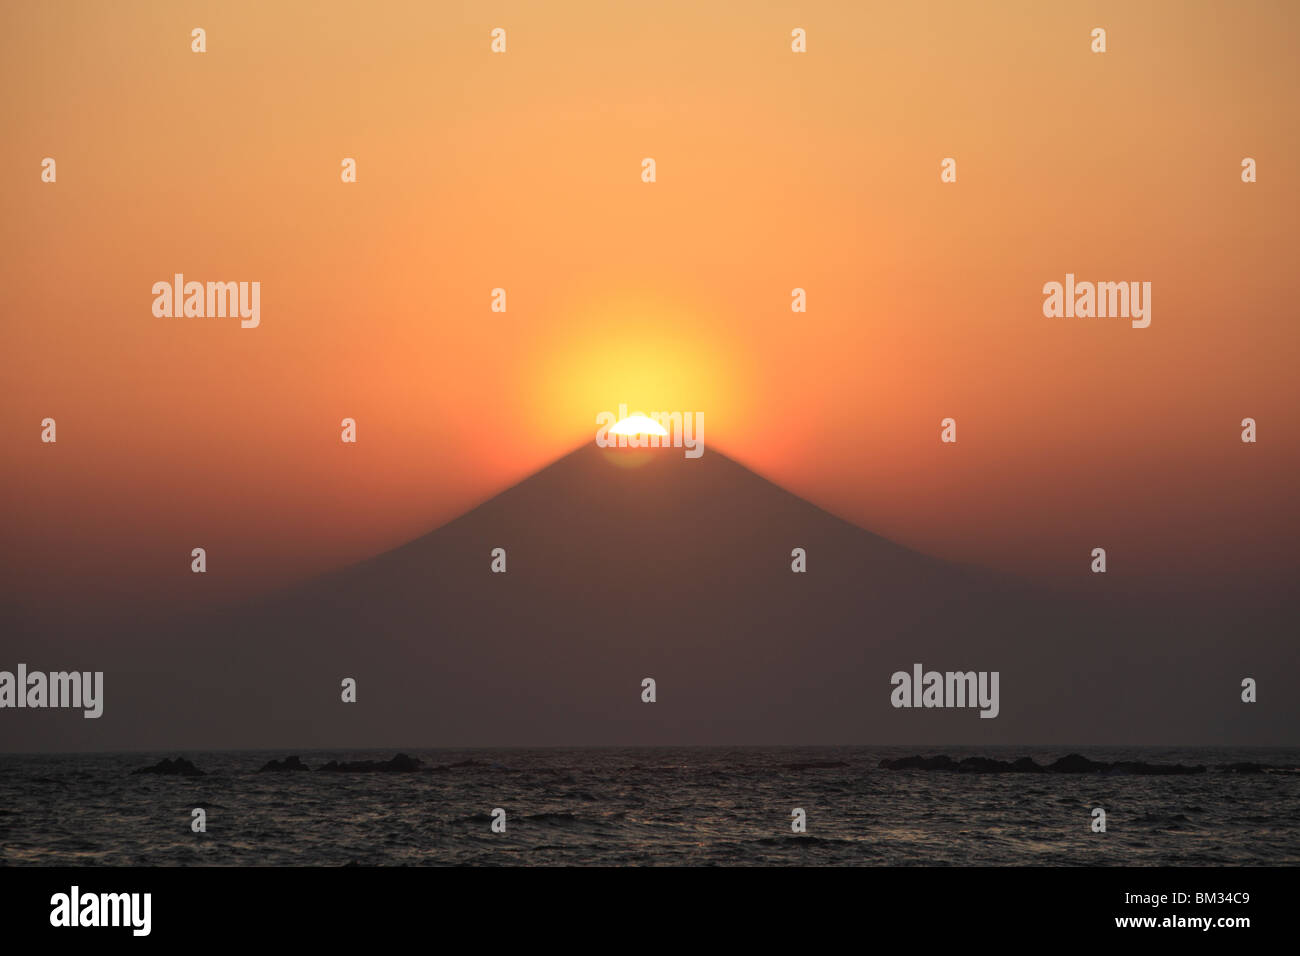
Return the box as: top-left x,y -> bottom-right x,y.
317,753 -> 423,773
879,754 -> 1207,775
131,757 -> 205,776
253,755 -> 510,774
258,755 -> 311,772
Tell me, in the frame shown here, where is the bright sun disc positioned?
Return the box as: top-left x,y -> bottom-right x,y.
608,415 -> 668,437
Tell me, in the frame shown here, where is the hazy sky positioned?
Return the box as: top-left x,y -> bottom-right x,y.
2,0 -> 1297,610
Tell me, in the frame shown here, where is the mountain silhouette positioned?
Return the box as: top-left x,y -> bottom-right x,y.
2,443 -> 1294,750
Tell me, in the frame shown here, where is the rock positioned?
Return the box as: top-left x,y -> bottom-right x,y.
878,755 -> 958,772
316,753 -> 423,773
956,756 -> 1019,773
258,755 -> 311,772
1046,753 -> 1105,774
879,753 -> 1204,775
132,757 -> 205,777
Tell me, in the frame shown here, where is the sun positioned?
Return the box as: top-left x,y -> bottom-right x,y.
608,415 -> 668,437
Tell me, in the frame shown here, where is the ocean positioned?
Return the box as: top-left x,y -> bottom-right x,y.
2,746 -> 1297,866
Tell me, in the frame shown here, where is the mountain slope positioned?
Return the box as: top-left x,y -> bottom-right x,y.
3,443 -> 1294,749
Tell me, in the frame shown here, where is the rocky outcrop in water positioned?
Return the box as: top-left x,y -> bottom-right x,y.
879,753 -> 1206,775
258,755 -> 311,772
132,757 -> 205,777
316,753 -> 422,773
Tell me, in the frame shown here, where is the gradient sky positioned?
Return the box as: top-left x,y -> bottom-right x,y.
2,0 -> 1297,610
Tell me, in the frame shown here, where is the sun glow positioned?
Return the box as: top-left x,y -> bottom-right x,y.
608,415 -> 669,437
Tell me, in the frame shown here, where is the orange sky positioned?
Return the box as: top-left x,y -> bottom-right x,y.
2,0 -> 1297,609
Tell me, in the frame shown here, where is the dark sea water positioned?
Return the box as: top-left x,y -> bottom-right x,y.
1,747 -> 1297,866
